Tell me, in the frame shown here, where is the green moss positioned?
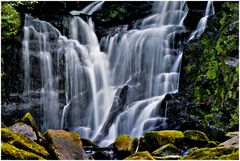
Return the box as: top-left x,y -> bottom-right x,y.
182,1 -> 239,131
1,143 -> 44,160
139,130 -> 184,152
124,151 -> 155,160
206,141 -> 218,148
1,128 -> 49,158
218,150 -> 239,160
181,147 -> 237,160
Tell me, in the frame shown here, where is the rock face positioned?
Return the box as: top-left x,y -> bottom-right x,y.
1,143 -> 44,160
113,134 -> 139,159
124,151 -> 155,160
139,130 -> 184,152
183,130 -> 209,148
43,129 -> 85,160
8,122 -> 37,141
1,128 -> 49,159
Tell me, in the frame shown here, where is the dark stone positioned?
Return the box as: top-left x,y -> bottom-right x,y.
93,150 -> 111,160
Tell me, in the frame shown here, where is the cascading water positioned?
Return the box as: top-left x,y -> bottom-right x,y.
188,1 -> 215,40
22,1 -> 214,147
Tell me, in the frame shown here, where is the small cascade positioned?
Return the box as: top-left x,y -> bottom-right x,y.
188,1 -> 215,41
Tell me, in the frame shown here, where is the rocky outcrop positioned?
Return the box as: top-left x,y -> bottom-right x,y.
43,129 -> 85,160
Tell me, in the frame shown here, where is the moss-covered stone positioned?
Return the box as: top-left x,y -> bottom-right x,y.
184,130 -> 209,148
43,129 -> 84,160
139,130 -> 184,152
124,151 -> 155,160
152,143 -> 180,156
113,134 -> 139,159
1,128 -> 49,158
1,143 -> 44,160
181,147 -> 238,160
114,134 -> 137,152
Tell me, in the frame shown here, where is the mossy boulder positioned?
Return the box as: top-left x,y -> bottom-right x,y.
181,147 -> 238,160
43,129 -> 84,160
8,122 -> 37,141
152,143 -> 180,156
1,143 -> 44,160
124,151 -> 155,160
113,134 -> 139,159
139,130 -> 184,152
1,128 -> 49,158
183,130 -> 209,148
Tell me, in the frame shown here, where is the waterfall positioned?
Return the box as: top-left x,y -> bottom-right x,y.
97,1 -> 188,146
22,1 -> 214,146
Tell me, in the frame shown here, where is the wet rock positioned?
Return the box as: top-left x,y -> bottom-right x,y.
81,138 -> 97,147
139,130 -> 184,152
43,129 -> 84,160
183,130 -> 209,148
8,122 -> 37,141
218,133 -> 239,149
181,147 -> 238,160
152,144 -> 180,156
124,151 -> 155,160
113,134 -> 139,159
1,143 -> 44,160
1,128 -> 49,159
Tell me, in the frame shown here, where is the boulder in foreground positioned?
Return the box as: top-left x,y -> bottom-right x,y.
43,129 -> 85,160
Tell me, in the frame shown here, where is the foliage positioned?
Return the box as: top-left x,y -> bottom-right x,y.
1,2 -> 21,40
183,2 -> 239,131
